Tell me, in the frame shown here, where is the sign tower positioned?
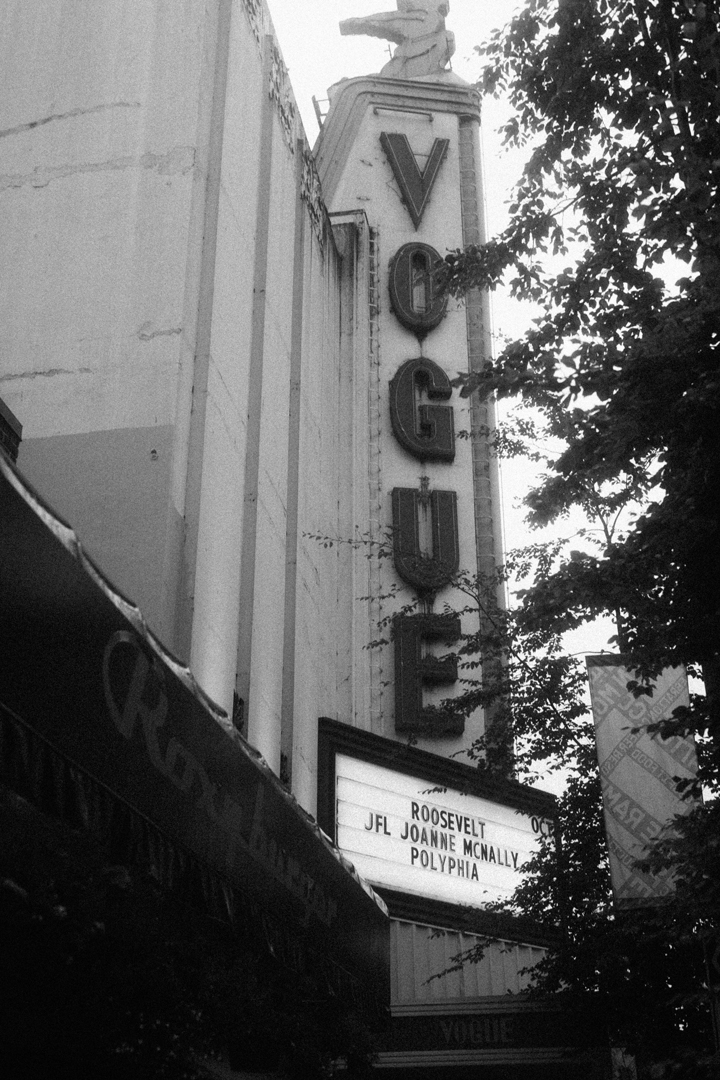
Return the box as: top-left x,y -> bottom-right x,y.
316,1 -> 504,762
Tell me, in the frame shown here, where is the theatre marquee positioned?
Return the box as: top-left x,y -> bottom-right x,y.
318,718 -> 556,910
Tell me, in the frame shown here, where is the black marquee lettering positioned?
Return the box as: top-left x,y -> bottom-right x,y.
389,357 -> 455,462
389,242 -> 448,336
393,613 -> 463,735
392,487 -> 459,594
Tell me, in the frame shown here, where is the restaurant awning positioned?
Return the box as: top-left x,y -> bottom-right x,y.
0,455 -> 389,1015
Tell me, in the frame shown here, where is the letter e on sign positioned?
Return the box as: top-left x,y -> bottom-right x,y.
393,613 -> 462,735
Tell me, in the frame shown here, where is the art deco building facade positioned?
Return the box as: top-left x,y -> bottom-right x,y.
1,2 -> 608,1076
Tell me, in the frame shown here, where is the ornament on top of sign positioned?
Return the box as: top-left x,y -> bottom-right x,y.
339,1 -> 455,81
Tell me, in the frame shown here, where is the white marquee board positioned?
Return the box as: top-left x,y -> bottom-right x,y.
335,755 -> 552,907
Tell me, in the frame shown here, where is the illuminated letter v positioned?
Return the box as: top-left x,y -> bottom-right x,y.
380,133 -> 450,229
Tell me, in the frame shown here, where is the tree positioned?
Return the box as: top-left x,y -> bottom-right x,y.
442,0 -> 720,678
418,529 -> 719,1075
431,0 -> 720,1071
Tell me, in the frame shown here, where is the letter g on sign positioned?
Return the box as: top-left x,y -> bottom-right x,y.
389,356 -> 455,462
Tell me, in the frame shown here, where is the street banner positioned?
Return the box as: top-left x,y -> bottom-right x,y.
587,656 -> 698,906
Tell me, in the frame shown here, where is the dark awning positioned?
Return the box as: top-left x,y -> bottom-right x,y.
0,455 -> 389,1014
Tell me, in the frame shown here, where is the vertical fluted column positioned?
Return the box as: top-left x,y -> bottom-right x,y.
459,114 -> 512,773
458,115 -> 501,585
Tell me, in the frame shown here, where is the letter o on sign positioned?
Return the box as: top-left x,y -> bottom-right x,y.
389,242 -> 448,336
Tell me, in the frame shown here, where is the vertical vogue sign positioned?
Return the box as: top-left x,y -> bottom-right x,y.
335,754 -> 550,906
587,657 -> 698,906
381,129 -> 462,736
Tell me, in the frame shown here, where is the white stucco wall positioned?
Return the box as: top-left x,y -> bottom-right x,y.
0,0 -> 218,637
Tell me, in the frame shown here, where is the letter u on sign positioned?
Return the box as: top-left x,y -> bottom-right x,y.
392,487 -> 459,594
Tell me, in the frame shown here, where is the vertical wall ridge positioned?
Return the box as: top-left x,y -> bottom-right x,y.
175,0 -> 236,661
458,116 -> 501,585
280,138 -> 308,786
234,36 -> 276,737
367,225 -> 386,736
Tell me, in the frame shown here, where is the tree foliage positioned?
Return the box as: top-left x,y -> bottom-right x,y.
442,0 -> 720,678
431,0 -> 720,1070
416,538 -> 718,1074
